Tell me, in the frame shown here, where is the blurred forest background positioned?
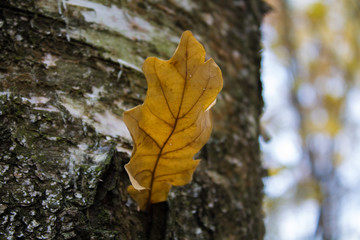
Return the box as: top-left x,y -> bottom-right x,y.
261,0 -> 360,239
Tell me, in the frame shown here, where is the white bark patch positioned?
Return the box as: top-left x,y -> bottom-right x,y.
67,0 -> 154,41
114,99 -> 129,110
33,106 -> 60,112
93,110 -> 131,139
117,59 -> 142,73
21,96 -> 60,113
0,91 -> 11,96
42,53 -> 59,69
28,96 -> 50,104
60,98 -> 85,118
59,95 -> 131,140
85,86 -> 105,105
67,143 -> 111,177
116,145 -> 132,156
172,0 -> 197,12
206,170 -> 230,187
67,143 -> 88,175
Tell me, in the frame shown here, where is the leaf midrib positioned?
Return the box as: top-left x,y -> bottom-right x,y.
146,38 -> 190,209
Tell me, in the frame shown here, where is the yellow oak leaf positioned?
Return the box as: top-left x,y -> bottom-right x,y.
124,30 -> 223,211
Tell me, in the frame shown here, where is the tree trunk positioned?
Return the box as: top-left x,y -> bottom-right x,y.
0,0 -> 267,239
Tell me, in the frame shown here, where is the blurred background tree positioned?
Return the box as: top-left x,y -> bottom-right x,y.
261,0 -> 360,239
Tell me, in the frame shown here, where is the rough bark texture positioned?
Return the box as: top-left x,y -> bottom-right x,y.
0,0 -> 267,239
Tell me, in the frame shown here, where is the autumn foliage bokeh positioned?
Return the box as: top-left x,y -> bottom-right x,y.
261,0 -> 360,239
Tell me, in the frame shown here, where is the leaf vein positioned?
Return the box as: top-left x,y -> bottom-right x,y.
153,61 -> 176,119
127,113 -> 161,149
134,169 -> 153,180
179,64 -> 212,119
162,124 -> 208,156
145,104 -> 174,128
154,167 -> 196,180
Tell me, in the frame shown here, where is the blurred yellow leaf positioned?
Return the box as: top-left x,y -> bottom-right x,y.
124,31 -> 223,210
268,166 -> 287,177
306,2 -> 327,23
